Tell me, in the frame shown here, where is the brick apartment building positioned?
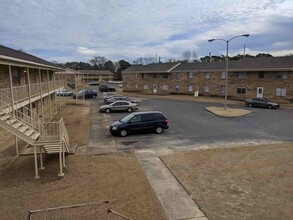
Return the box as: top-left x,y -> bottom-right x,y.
122,56 -> 293,102
0,44 -> 70,177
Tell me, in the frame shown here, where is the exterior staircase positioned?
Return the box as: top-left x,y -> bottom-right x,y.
0,91 -> 70,155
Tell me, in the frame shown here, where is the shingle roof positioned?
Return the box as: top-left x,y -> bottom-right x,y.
79,70 -> 114,75
123,62 -> 181,73
173,56 -> 293,72
0,44 -> 59,68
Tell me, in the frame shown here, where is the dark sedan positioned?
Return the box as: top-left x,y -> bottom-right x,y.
245,98 -> 280,109
73,89 -> 97,99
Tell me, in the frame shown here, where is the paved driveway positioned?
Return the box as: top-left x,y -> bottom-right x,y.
81,95 -> 293,154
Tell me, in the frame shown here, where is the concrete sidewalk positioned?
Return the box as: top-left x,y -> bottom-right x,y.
135,149 -> 208,220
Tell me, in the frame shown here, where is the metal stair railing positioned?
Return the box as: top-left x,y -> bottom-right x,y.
0,91 -> 70,151
0,93 -> 41,132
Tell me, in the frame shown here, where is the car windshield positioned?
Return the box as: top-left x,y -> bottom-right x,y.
120,113 -> 134,123
78,90 -> 86,94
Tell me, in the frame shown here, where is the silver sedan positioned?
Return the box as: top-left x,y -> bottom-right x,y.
99,101 -> 138,113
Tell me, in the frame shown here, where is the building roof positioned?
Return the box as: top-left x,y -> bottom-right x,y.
173,56 -> 293,72
78,70 -> 114,75
123,62 -> 181,73
0,44 -> 61,69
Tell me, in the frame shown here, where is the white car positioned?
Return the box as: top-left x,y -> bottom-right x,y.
56,88 -> 74,96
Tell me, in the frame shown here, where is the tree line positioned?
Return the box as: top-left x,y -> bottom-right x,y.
52,51 -> 274,80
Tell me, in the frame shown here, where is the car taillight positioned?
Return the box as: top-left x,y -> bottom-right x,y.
165,119 -> 168,125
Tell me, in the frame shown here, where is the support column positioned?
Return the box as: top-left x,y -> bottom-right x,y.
62,142 -> 66,168
58,142 -> 64,177
34,145 -> 40,179
39,146 -> 45,170
8,65 -> 18,155
39,70 -> 44,123
53,71 -> 58,112
47,70 -> 52,119
27,67 -> 33,124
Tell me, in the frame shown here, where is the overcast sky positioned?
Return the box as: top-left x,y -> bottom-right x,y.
1,0 -> 292,63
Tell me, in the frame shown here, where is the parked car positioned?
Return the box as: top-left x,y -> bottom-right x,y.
89,81 -> 99,86
56,88 -> 74,96
73,89 -> 97,99
109,111 -> 169,137
99,85 -> 116,92
104,95 -> 124,103
99,101 -> 138,113
105,96 -> 139,104
245,98 -> 280,109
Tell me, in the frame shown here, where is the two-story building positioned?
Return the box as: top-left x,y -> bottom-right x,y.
0,44 -> 70,178
122,56 -> 293,102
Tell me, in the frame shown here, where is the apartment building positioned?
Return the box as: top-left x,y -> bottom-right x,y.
122,56 -> 293,102
0,45 -> 70,178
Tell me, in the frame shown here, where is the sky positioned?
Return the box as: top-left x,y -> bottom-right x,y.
0,0 -> 293,64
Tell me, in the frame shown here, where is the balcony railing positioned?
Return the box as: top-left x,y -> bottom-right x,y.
0,80 -> 64,105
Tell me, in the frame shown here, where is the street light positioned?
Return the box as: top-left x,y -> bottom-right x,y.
208,34 -> 250,110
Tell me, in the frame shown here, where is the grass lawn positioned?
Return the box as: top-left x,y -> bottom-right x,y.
161,143 -> 293,220
0,103 -> 167,220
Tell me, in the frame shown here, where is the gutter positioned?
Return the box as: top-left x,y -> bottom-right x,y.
0,55 -> 64,71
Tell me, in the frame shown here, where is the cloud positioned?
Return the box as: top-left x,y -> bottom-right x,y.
0,0 -> 292,63
76,47 -> 98,55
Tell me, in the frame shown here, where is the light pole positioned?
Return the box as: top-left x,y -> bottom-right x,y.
208,34 -> 250,110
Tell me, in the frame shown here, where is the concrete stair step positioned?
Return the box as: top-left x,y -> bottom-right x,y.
18,125 -> 29,132
24,129 -> 34,136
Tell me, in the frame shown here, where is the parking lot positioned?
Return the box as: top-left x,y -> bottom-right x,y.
78,93 -> 293,154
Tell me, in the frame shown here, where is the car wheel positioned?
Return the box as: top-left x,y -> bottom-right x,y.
105,108 -> 111,113
127,108 -> 133,113
267,105 -> 273,109
248,103 -> 253,108
119,129 -> 128,137
155,126 -> 163,134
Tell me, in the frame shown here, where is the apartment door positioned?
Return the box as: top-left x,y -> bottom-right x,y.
257,87 -> 264,98
153,84 -> 157,94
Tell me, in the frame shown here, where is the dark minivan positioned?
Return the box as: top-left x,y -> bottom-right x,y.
109,111 -> 169,137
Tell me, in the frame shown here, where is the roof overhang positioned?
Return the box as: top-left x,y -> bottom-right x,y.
0,55 -> 64,71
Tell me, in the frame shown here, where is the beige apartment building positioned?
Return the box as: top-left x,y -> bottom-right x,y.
0,45 -> 70,178
122,56 -> 293,102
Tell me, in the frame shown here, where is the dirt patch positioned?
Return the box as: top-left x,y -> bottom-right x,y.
205,106 -> 251,117
53,104 -> 90,146
161,143 -> 293,220
0,104 -> 167,219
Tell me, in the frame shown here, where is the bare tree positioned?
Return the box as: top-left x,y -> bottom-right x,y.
182,50 -> 192,62
166,58 -> 177,63
89,56 -> 108,69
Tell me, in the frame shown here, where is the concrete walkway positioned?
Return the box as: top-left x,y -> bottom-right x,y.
135,149 -> 208,220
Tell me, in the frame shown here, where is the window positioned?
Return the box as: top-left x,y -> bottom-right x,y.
238,72 -> 247,79
163,73 -> 169,78
187,72 -> 193,79
12,68 -> 20,85
143,84 -> 149,90
188,85 -> 193,92
162,84 -> 168,91
135,84 -> 138,89
175,85 -> 180,93
126,84 -> 129,88
237,87 -> 246,94
220,85 -> 225,94
204,85 -> 209,93
258,72 -> 264,78
142,73 -> 148,79
221,71 -> 226,79
153,73 -> 157,78
276,72 -> 287,79
276,88 -> 286,96
176,73 -> 180,79
205,72 -> 210,79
